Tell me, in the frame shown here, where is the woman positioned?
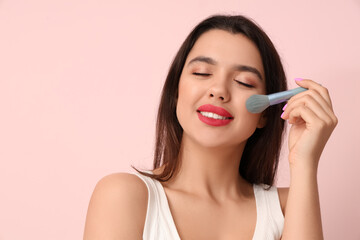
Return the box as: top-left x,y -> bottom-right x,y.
84,15 -> 337,239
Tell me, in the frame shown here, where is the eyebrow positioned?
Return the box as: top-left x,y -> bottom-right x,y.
187,56 -> 263,81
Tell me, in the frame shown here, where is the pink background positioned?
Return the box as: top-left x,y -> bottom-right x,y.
0,0 -> 359,239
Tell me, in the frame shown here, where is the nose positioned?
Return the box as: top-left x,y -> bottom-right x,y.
208,81 -> 230,102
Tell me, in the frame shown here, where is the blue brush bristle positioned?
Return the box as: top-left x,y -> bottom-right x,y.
246,95 -> 270,113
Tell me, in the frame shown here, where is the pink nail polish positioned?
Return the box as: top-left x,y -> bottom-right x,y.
294,78 -> 303,82
281,112 -> 285,118
282,104 -> 287,110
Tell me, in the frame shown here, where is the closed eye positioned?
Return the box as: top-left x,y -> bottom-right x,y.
193,73 -> 212,76
234,80 -> 254,88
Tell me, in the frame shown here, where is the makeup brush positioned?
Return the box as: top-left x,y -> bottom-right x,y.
246,87 -> 307,113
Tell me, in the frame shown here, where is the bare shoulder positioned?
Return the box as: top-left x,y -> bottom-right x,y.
84,172 -> 148,240
277,187 -> 289,216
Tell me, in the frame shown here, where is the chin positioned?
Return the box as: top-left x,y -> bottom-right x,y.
188,134 -> 246,150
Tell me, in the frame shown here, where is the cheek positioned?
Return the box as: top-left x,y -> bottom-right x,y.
176,79 -> 191,125
232,98 -> 263,134
231,114 -> 262,143
177,77 -> 201,108
176,77 -> 205,127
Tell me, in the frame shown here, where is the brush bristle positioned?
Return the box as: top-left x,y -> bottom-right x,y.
246,95 -> 270,113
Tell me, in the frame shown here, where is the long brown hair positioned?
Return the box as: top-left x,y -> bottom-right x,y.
133,14 -> 287,186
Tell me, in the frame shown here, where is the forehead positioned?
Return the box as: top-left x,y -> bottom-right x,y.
186,29 -> 264,76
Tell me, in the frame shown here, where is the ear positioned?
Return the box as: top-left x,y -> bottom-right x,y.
256,113 -> 267,129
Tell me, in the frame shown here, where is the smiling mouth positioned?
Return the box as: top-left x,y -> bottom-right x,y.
196,110 -> 234,120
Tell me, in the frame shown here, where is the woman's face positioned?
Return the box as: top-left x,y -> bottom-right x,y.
176,29 -> 266,149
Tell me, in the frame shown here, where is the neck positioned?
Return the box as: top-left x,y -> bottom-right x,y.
166,135 -> 252,203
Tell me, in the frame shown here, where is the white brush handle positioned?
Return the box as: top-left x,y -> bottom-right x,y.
268,87 -> 307,105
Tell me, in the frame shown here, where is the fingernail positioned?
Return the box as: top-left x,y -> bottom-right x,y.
282,104 -> 287,110
281,112 -> 285,118
294,77 -> 303,82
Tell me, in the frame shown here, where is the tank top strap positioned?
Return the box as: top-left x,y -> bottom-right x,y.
132,171 -> 160,239
132,171 -> 181,240
252,184 -> 284,240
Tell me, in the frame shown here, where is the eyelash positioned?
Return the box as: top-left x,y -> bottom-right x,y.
193,73 -> 254,88
193,73 -> 211,76
234,80 -> 254,88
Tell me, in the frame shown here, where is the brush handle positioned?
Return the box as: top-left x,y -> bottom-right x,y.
268,87 -> 307,105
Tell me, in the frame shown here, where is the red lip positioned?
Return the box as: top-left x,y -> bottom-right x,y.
197,104 -> 234,118
196,104 -> 234,127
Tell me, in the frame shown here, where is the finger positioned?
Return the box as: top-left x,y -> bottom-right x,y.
294,78 -> 333,109
286,104 -> 323,128
282,94 -> 334,126
285,89 -> 337,123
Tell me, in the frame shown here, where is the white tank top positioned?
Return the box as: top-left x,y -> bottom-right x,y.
132,171 -> 284,240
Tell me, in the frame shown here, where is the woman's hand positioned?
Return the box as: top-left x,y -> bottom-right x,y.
280,78 -> 337,239
281,78 -> 338,170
